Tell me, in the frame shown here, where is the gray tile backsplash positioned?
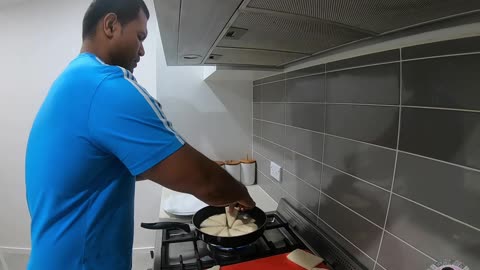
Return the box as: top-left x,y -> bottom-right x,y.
402,36 -> 480,60
326,104 -> 399,149
394,152 -> 480,229
286,74 -> 325,102
386,195 -> 480,268
261,121 -> 285,146
261,139 -> 285,167
319,195 -> 383,259
326,63 -> 400,105
326,50 -> 400,72
262,80 -> 285,102
286,103 -> 325,132
402,54 -> 480,110
323,135 -> 396,189
285,126 -> 324,162
253,85 -> 261,102
262,103 -> 285,124
253,120 -> 261,137
316,217 -> 376,270
321,166 -> 389,226
252,36 -> 480,270
399,107 -> 480,170
284,150 -> 322,190
282,171 -> 320,214
377,232 -> 435,270
253,103 -> 261,119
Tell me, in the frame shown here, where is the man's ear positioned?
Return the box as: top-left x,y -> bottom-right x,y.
103,13 -> 118,39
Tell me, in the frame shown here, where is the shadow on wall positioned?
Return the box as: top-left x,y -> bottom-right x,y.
156,78 -> 252,161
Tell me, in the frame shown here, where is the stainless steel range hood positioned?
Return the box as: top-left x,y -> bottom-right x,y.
154,0 -> 480,69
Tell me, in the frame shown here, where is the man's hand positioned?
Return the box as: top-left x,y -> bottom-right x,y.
229,189 -> 256,212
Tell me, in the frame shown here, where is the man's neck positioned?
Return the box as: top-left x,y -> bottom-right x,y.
81,39 -> 111,65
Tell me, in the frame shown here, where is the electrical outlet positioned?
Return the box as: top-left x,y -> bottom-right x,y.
270,161 -> 282,182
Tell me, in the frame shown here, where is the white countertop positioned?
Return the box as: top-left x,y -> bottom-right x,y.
158,185 -> 278,219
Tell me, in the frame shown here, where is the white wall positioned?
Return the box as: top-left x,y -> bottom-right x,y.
0,0 -> 90,251
0,0 -> 179,269
155,64 -> 252,161
0,0 -> 253,269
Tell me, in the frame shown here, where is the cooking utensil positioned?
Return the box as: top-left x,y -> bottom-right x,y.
141,206 -> 267,248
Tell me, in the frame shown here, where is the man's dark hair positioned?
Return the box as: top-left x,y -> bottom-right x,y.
82,0 -> 150,40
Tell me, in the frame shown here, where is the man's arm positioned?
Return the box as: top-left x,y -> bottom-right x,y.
138,144 -> 255,210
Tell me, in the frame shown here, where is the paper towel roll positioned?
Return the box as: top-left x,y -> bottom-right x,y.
225,160 -> 241,181
240,159 -> 256,186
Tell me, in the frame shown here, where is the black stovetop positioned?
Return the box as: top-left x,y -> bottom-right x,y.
157,213 -> 305,270
152,199 -> 368,270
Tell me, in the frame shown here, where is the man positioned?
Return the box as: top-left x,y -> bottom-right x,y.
25,0 -> 255,269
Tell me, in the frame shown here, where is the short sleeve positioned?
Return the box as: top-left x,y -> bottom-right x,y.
88,73 -> 185,176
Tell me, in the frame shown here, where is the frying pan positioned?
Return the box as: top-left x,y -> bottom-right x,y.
141,206 -> 267,248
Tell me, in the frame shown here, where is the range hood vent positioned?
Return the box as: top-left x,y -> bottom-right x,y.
155,0 -> 480,68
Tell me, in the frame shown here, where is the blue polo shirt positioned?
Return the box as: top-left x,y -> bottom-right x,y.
25,53 -> 184,269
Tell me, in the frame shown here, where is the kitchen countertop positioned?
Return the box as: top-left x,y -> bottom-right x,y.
158,185 -> 278,220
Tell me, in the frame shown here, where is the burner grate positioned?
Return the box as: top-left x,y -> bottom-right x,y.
158,213 -> 307,270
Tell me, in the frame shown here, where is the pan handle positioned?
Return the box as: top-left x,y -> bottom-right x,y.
141,222 -> 191,232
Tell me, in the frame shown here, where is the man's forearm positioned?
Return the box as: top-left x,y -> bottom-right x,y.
195,162 -> 250,207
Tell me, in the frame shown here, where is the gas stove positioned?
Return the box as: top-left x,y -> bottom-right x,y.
152,199 -> 367,270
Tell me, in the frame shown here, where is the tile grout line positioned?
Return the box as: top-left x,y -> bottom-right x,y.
394,193 -> 480,233
317,216 -> 377,263
321,192 -> 384,230
318,65 -> 328,216
326,61 -> 400,74
285,72 -> 326,81
283,169 -> 321,194
256,135 -> 480,232
324,133 -> 394,151
254,78 -> 285,87
397,150 -> 480,174
373,48 -> 404,269
375,262 -> 388,270
283,77 -> 287,179
402,50 -> 480,63
257,142 -> 480,235
259,101 -> 401,107
254,149 -> 322,193
256,119 -> 480,230
255,102 -> 480,114
327,103 -> 398,107
253,60 -> 398,87
257,169 -> 318,219
255,50 -> 480,87
260,136 -> 323,165
323,164 -> 390,193
403,105 -> 480,114
251,100 -> 255,160
261,101 -> 326,104
260,134 -> 392,196
255,149 -> 385,231
253,117 -> 395,151
383,230 -> 437,262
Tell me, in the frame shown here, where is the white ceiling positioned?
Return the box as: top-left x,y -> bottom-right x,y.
0,0 -> 30,9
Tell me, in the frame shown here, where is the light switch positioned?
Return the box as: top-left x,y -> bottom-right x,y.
270,161 -> 282,182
